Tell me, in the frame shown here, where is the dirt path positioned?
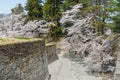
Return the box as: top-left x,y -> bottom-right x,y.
48,53 -> 78,80
48,52 -> 103,80
48,39 -> 103,80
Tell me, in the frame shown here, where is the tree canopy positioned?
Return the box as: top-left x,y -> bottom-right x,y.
13,0 -> 120,40
25,0 -> 43,21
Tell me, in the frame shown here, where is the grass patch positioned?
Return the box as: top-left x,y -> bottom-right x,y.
14,37 -> 31,40
0,37 -> 41,45
0,38 -> 8,42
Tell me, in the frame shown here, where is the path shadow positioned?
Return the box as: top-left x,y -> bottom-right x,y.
63,52 -> 84,64
62,52 -> 103,77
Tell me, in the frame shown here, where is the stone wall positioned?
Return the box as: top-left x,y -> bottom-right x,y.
0,39 -> 49,80
46,44 -> 58,64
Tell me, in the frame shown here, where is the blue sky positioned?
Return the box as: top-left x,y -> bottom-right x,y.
0,0 -> 27,14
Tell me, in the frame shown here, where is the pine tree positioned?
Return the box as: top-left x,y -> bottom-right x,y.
111,0 -> 120,32
93,0 -> 108,34
43,0 -> 63,21
82,0 -> 112,34
25,0 -> 43,21
43,0 -> 63,41
62,0 -> 84,11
